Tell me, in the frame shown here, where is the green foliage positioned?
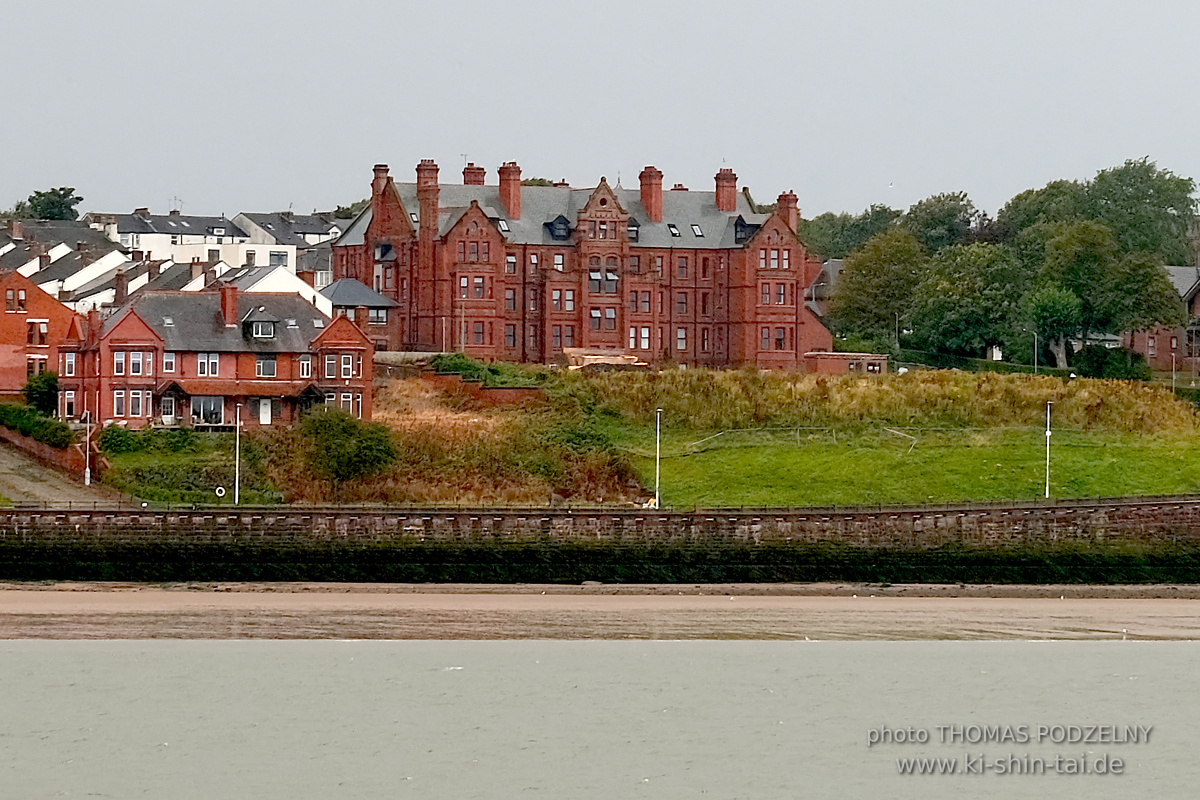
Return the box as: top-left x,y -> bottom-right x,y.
1085,157 -> 1196,264
828,228 -> 927,342
25,187 -> 83,220
98,426 -> 138,454
1072,346 -> 1152,381
909,243 -> 1030,355
333,199 -> 368,219
1040,220 -> 1120,336
1022,285 -> 1082,368
22,370 -> 58,416
99,426 -> 204,456
0,403 -> 73,448
300,407 -> 397,492
996,180 -> 1088,240
903,191 -> 978,252
1101,252 -> 1188,334
428,352 -> 544,387
521,177 -> 555,186
798,204 -> 901,260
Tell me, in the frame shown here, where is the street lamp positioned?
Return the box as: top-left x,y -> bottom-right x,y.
1044,401 -> 1053,500
234,402 -> 242,505
1172,352 -> 1177,392
1033,331 -> 1038,375
655,407 -> 663,509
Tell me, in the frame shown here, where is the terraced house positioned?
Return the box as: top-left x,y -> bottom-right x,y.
57,286 -> 373,429
332,160 -> 832,368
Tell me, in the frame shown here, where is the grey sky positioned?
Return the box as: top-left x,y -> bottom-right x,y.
7,0 -> 1198,220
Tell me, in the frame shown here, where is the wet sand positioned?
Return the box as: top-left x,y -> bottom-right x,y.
3,582 -> 1200,640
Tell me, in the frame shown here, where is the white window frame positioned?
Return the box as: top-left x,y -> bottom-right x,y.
163,352 -> 175,373
113,351 -> 125,375
63,352 -> 75,377
256,356 -> 277,377
300,354 -> 311,378
341,354 -> 353,378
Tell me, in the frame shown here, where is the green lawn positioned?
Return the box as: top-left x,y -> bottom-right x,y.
625,427 -> 1200,507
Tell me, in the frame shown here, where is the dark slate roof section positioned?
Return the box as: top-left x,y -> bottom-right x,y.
17,219 -> 124,254
1164,266 -> 1200,302
107,291 -> 331,353
241,213 -> 337,247
140,262 -> 197,293
319,278 -> 399,308
104,213 -> 248,238
28,252 -> 89,286
336,183 -> 771,250
0,243 -> 32,270
297,240 -> 332,273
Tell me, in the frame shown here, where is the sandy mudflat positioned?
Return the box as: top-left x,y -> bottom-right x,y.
1,582 -> 1199,639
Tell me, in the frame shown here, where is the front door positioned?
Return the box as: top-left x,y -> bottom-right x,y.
259,398 -> 271,425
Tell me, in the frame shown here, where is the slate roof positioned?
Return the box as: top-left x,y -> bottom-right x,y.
103,212 -> 247,238
240,212 -> 338,247
335,182 -> 771,250
319,278 -> 398,308
1164,266 -> 1200,301
106,291 -> 331,353
297,240 -> 332,274
17,219 -> 123,254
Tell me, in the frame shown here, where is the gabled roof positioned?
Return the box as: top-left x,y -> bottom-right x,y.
335,182 -> 771,250
1164,266 -> 1200,302
319,278 -> 399,308
239,212 -> 338,246
105,291 -> 332,353
15,219 -> 124,255
99,212 -> 248,238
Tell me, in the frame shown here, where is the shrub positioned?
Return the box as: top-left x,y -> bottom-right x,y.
98,425 -> 139,455
0,402 -> 73,449
22,371 -> 58,416
1072,346 -> 1151,381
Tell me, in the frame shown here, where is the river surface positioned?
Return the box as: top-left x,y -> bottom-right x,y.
1,640 -> 1193,799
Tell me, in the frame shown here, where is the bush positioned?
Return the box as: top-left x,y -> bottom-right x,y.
22,371 -> 58,416
98,425 -> 139,455
1072,346 -> 1151,381
0,403 -> 73,449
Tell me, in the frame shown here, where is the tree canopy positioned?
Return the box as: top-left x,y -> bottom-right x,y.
25,187 -> 83,220
301,407 -> 397,497
903,192 -> 978,252
1085,157 -> 1196,264
828,228 -> 927,344
909,243 -> 1029,356
798,204 -> 901,260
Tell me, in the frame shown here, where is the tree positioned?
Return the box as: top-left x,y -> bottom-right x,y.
22,371 -> 58,416
25,187 -> 83,220
1039,220 -> 1121,337
333,199 -> 368,219
300,407 -> 396,498
995,179 -> 1088,241
1098,251 -> 1187,335
1085,157 -> 1196,264
909,243 -> 1030,356
521,177 -> 555,186
798,204 -> 901,260
828,228 -> 927,344
903,192 -> 978,252
1022,285 -> 1082,369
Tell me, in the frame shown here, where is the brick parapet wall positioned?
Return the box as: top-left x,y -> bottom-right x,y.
4,498 -> 1200,550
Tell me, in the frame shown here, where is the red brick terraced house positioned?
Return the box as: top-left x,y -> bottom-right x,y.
57,286 -> 374,429
0,271 -> 82,402
332,160 -> 833,368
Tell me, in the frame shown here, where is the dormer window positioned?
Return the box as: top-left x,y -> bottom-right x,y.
409,212 -> 419,224
375,243 -> 394,261
667,224 -> 681,237
163,316 -> 174,326
627,219 -> 639,242
212,227 -> 225,237
497,219 -> 510,232
547,215 -> 571,241
691,224 -> 704,237
252,321 -> 275,338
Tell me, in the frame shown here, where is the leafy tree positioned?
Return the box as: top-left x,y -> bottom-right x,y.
26,187 -> 83,220
333,199 -> 368,219
909,243 -> 1029,356
1,200 -> 31,221
300,407 -> 396,498
1099,251 -> 1187,335
1085,157 -> 1196,264
903,192 -> 978,252
1022,285 -> 1082,369
828,228 -> 927,344
521,177 -> 555,186
22,371 -> 58,416
1039,220 -> 1121,337
799,204 -> 901,260
995,180 -> 1088,241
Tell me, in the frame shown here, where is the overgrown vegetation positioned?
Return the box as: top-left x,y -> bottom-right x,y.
0,403 -> 73,449
428,352 -> 547,387
22,371 -> 58,416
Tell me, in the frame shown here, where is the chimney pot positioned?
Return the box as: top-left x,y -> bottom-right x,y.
114,269 -> 129,306
9,220 -> 23,240
777,190 -> 800,233
220,283 -> 237,326
715,168 -> 738,212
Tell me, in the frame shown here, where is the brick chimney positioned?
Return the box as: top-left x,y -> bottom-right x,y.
671,183 -> 688,191
190,257 -> 205,281
715,168 -> 738,213
134,207 -> 150,219
147,260 -> 160,279
38,253 -> 50,270
498,161 -> 521,219
639,166 -> 663,223
169,209 -> 180,217
463,162 -> 486,185
87,308 -> 100,346
353,305 -> 369,330
417,159 -> 440,286
371,164 -> 390,201
9,220 -> 22,240
114,269 -> 129,306
131,250 -> 143,262
220,283 -> 238,327
777,191 -> 799,232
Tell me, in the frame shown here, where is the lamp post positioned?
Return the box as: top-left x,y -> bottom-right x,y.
1172,352 -> 1177,392
1033,331 -> 1038,375
655,407 -> 663,509
234,402 -> 242,505
1044,401 -> 1053,500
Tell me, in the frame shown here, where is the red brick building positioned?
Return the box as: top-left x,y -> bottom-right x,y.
332,160 -> 832,368
0,271 -> 82,402
58,287 -> 374,429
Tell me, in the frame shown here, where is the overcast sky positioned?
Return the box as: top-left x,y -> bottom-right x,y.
7,0 -> 1199,220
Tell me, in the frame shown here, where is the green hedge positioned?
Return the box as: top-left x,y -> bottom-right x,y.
0,403 -> 73,449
